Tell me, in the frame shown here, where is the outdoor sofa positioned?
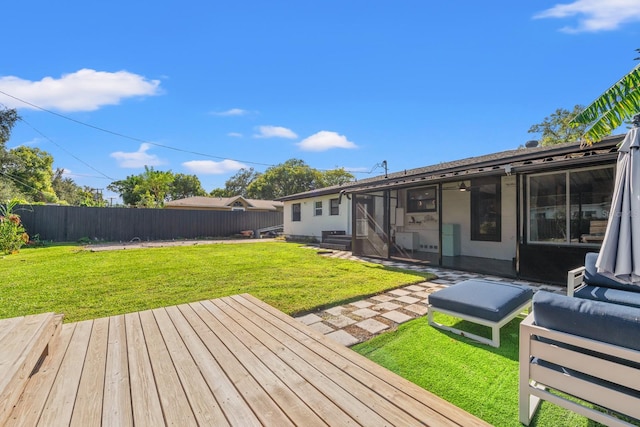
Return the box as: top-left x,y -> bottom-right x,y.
519,252 -> 640,426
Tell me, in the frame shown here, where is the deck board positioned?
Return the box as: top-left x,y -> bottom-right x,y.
70,317 -> 108,427
7,294 -> 491,426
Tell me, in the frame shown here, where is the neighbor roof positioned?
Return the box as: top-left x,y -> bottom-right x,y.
277,135 -> 623,201
165,196 -> 283,210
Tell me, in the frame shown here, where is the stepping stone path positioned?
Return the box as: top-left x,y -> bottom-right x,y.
295,249 -> 563,347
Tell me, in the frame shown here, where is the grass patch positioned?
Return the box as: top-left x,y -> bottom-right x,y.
0,241 -> 431,322
353,312 -> 620,427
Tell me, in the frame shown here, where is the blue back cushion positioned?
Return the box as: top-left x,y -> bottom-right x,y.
583,252 -> 640,293
533,291 -> 640,352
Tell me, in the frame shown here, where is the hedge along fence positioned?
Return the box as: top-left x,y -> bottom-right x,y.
16,205 -> 283,243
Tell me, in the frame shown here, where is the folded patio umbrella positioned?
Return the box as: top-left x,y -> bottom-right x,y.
596,123 -> 640,284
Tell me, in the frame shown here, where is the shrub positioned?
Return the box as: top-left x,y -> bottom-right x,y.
0,201 -> 29,254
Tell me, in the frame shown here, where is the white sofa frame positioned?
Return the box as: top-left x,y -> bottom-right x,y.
519,313 -> 640,426
566,265 -> 586,297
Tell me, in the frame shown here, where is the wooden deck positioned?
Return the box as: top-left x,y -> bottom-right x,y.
5,294 -> 489,426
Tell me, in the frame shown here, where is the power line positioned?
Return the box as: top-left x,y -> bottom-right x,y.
18,117 -> 115,181
0,89 -> 378,175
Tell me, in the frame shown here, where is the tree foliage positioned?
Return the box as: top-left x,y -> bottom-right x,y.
215,167 -> 259,198
528,105 -> 587,146
0,108 -> 19,147
169,173 -> 206,200
6,146 -> 57,202
571,53 -> 640,144
108,167 -> 206,207
52,169 -> 106,206
246,159 -> 322,199
210,160 -> 355,199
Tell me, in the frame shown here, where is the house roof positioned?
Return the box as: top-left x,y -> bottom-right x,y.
277,135 -> 624,201
165,196 -> 283,210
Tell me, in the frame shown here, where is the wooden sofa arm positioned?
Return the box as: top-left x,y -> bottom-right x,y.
566,266 -> 585,296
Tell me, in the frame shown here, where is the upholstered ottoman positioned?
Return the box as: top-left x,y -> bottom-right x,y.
428,279 -> 533,347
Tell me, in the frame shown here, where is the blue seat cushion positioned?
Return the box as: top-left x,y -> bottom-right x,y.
575,285 -> 640,309
429,279 -> 533,322
533,291 -> 640,352
583,252 -> 640,293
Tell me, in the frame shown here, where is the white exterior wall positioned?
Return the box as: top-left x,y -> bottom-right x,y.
441,175 -> 517,261
283,194 -> 351,239
284,175 -> 517,261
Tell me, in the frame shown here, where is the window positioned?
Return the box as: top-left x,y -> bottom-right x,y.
314,201 -> 323,216
528,166 -> 614,245
292,203 -> 301,222
330,198 -> 339,215
407,186 -> 437,212
471,177 -> 501,242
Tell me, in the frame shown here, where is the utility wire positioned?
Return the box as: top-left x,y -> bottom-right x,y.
0,90 -> 367,173
18,117 -> 116,181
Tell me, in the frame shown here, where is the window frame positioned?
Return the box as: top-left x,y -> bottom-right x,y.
330,198 -> 339,215
292,203 -> 301,222
470,176 -> 502,242
526,165 -> 615,246
314,200 -> 323,216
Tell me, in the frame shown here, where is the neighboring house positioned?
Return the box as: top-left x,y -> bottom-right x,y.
165,196 -> 283,212
278,136 -> 623,285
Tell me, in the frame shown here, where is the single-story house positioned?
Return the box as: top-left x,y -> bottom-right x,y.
165,196 -> 283,212
277,136 -> 623,285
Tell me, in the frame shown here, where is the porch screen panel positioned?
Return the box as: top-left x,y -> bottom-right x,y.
354,193 -> 389,258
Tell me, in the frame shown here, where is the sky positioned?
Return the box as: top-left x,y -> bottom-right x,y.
2,1 -> 640,202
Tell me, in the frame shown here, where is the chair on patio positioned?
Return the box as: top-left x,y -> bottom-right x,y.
519,254 -> 640,426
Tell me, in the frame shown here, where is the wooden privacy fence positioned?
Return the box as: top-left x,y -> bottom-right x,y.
16,205 -> 283,242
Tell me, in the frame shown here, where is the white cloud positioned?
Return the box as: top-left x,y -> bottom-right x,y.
0,69 -> 161,112
227,132 -> 243,138
182,159 -> 247,174
210,108 -> 249,116
534,0 -> 640,32
297,131 -> 358,152
110,143 -> 165,168
253,125 -> 298,139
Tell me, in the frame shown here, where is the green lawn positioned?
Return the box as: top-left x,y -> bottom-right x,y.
0,241 -> 431,322
1,240 -> 621,426
353,312 -> 623,427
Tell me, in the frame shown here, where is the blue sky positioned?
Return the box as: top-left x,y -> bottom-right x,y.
2,1 -> 640,200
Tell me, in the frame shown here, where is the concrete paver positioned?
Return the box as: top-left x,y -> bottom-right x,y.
294,249 -> 563,347
382,310 -> 413,324
356,319 -> 389,334
351,308 -> 379,319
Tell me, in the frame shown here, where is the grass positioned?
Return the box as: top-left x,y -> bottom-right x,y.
353,312 -> 623,427
1,241 -> 624,426
0,241 -> 431,322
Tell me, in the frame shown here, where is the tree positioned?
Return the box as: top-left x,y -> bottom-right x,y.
219,167 -> 260,197
108,174 -> 143,206
0,108 -> 20,190
571,53 -> 640,144
6,146 -> 57,202
133,166 -> 174,207
52,169 -> 105,206
168,173 -> 206,200
318,167 -> 354,187
0,108 -> 19,147
528,105 -> 587,146
247,159 -> 323,199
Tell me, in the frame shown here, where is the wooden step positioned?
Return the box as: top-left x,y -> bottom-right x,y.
0,312 -> 63,425
320,242 -> 351,251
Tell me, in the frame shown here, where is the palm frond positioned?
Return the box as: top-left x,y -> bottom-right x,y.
572,64 -> 640,144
